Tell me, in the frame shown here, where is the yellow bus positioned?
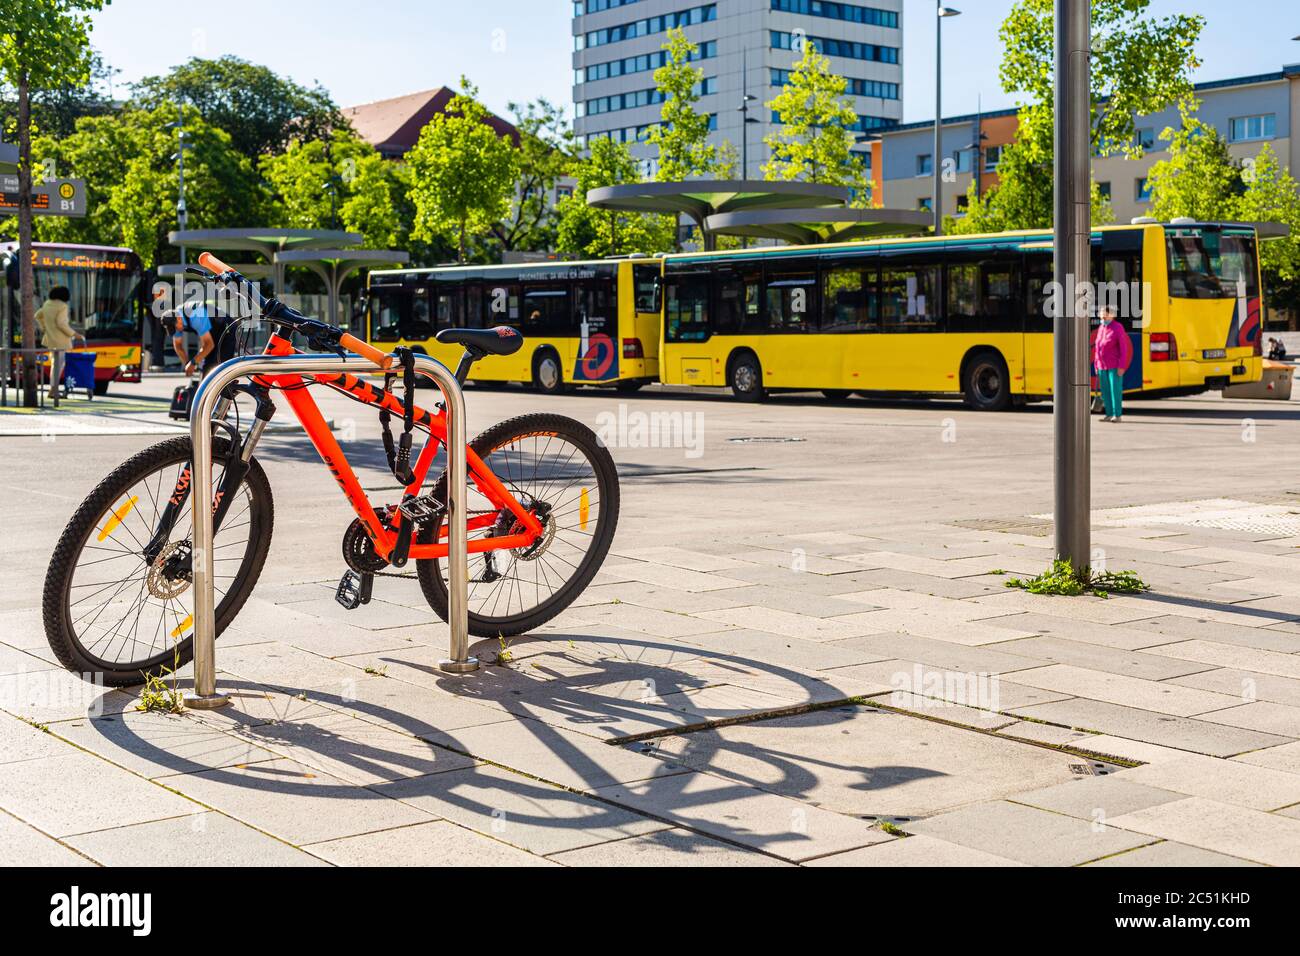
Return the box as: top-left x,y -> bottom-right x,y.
656,220 -> 1264,408
364,257 -> 663,393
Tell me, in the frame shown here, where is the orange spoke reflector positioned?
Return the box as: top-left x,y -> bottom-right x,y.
579,488 -> 590,530
97,496 -> 139,542
170,615 -> 193,639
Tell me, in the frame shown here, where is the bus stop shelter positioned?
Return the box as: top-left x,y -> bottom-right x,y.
167,228 -> 362,293
705,207 -> 932,245
275,249 -> 410,330
0,142 -> 17,175
586,180 -> 851,251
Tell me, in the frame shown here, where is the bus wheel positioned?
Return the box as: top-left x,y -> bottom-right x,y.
728,352 -> 766,402
962,350 -> 1011,411
615,379 -> 645,393
532,349 -> 566,396
821,389 -> 852,401
93,380 -> 110,396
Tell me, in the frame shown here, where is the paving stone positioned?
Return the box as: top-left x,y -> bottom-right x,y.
1007,664 -> 1241,717
1068,734 -> 1198,765
611,546 -> 753,572
1234,740 -> 1300,775
378,764 -> 667,854
0,669 -> 131,722
156,758 -> 432,845
0,812 -> 94,866
832,659 -> 1070,710
1010,698 -> 1290,757
905,800 -> 1152,866
877,691 -> 1017,731
1122,592 -> 1297,629
1142,639 -> 1300,680
549,828 -> 790,866
1010,777 -> 1185,820
51,709 -> 281,779
570,581 -> 750,614
582,602 -> 733,638
598,562 -> 752,592
813,568 -> 1007,600
1085,840 -> 1259,867
216,641 -> 382,695
967,590 -> 1159,625
644,705 -> 1084,818
670,656 -> 884,706
805,834 -> 1026,867
829,632 -> 1047,675
1128,615 -> 1300,653
66,811 -> 326,866
0,643 -> 58,677
305,819 -> 555,866
0,715 -> 74,764
593,770 -> 890,863
1166,668 -> 1300,708
727,547 -> 874,575
179,683 -> 338,731
676,628 -> 894,672
1118,753 -> 1300,812
231,709 -> 479,785
835,587 -> 1006,619
989,636 -> 1216,681
693,605 -> 879,642
997,720 -> 1101,748
1107,797 -> 1300,866
433,717 -> 690,791
825,609 -> 1040,646
1196,702 -> 1300,737
719,563 -> 885,594
977,613 -> 1173,651
0,751 -> 197,837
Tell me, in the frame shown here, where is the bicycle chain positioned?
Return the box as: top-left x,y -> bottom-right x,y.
345,510 -> 500,580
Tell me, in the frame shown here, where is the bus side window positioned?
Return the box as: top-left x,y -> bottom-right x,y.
633,264 -> 660,313
821,265 -> 878,333
765,270 -> 817,333
1024,255 -> 1053,334
369,289 -> 406,342
465,284 -> 484,328
434,285 -> 462,331
408,287 -> 433,339
949,260 -> 1019,333
881,264 -> 939,332
522,284 -> 570,336
485,284 -> 520,324
714,268 -> 760,334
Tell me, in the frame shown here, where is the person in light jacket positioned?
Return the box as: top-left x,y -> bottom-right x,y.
34,286 -> 82,351
1093,305 -> 1133,423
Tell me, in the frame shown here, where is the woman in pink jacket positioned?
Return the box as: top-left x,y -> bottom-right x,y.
1093,306 -> 1133,423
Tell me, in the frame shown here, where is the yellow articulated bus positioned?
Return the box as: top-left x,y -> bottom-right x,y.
656,219 -> 1264,408
364,258 -> 664,393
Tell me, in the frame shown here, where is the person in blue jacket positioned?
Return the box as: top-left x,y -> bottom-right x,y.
169,300 -> 237,376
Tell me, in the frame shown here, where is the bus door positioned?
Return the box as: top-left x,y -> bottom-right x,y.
1091,244 -> 1145,393
522,282 -> 574,379
821,257 -> 881,391
664,270 -> 714,385
878,254 -> 942,390
761,264 -> 829,388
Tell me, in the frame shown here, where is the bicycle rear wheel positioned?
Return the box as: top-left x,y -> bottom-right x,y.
42,436 -> 273,685
417,413 -> 619,637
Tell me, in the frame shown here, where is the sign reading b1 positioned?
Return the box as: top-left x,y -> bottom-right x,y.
0,177 -> 87,217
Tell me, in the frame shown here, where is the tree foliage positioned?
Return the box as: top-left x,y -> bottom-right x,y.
556,137 -> 674,258
406,79 -> 519,262
763,41 -> 867,191
491,98 -> 577,253
645,27 -> 730,182
132,56 -> 344,157
260,128 -> 403,248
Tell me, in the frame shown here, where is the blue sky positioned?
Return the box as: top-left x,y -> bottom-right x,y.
85,0 -> 1300,125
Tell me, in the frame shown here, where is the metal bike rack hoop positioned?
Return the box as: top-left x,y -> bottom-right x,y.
184,352 -> 475,710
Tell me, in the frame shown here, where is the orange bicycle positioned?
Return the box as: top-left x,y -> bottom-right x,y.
42,253 -> 619,685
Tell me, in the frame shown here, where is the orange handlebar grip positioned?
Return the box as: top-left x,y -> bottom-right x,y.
198,252 -> 233,275
340,333 -> 394,369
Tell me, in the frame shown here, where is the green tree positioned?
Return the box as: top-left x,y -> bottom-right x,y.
1237,146 -> 1300,316
763,40 -> 867,190
0,47 -> 115,141
556,137 -> 674,258
645,27 -> 729,182
406,79 -> 519,263
491,98 -> 577,254
1146,109 -> 1244,223
33,103 -> 263,266
261,129 -> 403,248
953,0 -> 1202,235
132,56 -> 344,157
0,0 -> 104,406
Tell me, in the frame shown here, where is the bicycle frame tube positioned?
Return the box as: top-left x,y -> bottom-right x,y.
255,334 -> 543,562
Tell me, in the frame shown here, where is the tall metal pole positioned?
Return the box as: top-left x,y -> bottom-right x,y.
741,47 -> 749,180
932,1 -> 943,235
1053,0 -> 1092,571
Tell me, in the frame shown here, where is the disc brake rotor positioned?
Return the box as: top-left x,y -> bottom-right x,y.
146,540 -> 192,600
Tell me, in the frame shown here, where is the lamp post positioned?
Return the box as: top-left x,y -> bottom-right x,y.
738,48 -> 760,178
933,4 -> 961,235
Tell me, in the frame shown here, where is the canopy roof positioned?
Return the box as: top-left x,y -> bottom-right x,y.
706,207 -> 933,245
0,142 -> 17,175
586,180 -> 850,226
167,228 -> 363,260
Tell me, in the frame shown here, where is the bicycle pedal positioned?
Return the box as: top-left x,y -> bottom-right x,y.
335,570 -> 374,610
398,494 -> 442,525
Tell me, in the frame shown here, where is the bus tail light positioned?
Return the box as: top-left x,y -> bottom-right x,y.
622,338 -> 644,359
1150,332 -> 1176,362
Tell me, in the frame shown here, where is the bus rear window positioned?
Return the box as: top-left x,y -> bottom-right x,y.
1166,229 -> 1259,299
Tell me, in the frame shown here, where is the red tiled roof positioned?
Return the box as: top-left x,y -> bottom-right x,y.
342,87 -> 518,158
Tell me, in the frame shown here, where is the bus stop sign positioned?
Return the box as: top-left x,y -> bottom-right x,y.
0,177 -> 87,218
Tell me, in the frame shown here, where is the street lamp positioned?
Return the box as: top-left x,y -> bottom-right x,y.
933,3 -> 961,235
738,48 -> 761,179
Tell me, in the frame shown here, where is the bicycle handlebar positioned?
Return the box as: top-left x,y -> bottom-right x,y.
198,251 -> 234,276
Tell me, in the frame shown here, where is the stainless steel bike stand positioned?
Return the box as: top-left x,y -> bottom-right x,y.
184,352 -> 475,710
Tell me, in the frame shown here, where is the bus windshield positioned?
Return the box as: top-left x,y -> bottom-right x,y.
3,246 -> 144,345
1166,228 -> 1259,300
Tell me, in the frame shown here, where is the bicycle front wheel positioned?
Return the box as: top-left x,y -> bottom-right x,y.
42,436 -> 273,685
418,412 -> 619,637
